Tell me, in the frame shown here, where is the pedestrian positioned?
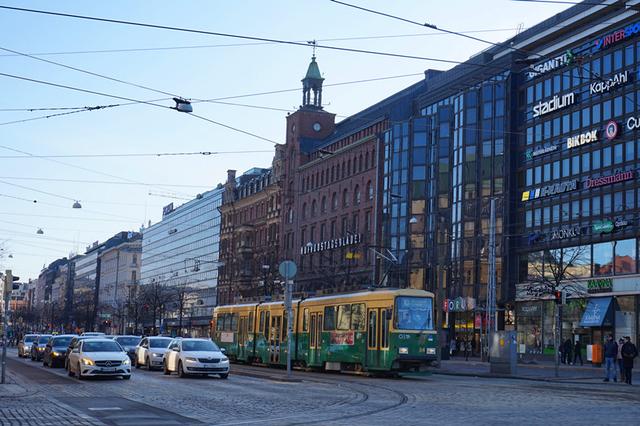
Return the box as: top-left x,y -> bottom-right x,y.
573,339 -> 583,366
563,339 -> 573,365
450,337 -> 456,357
617,338 -> 626,382
603,334 -> 618,382
621,336 -> 638,385
464,338 -> 471,361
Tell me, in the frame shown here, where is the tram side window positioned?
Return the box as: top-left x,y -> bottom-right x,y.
230,314 -> 238,332
310,315 -> 317,346
282,315 -> 288,341
264,312 -> 270,336
248,311 -> 254,333
336,305 -> 351,330
303,309 -> 309,332
351,304 -> 366,331
216,315 -> 223,332
259,312 -> 265,334
323,306 -> 336,331
380,309 -> 389,348
368,310 -> 377,348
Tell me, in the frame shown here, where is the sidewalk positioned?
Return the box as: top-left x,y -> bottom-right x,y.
436,357 -> 634,385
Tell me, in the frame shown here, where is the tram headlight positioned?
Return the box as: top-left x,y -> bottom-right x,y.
398,347 -> 409,354
425,348 -> 436,355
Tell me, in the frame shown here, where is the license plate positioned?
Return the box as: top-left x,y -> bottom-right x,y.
102,367 -> 116,372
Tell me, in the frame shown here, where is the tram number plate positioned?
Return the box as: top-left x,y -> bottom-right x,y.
398,334 -> 411,340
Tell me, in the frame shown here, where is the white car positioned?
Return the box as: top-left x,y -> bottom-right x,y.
163,338 -> 229,379
67,338 -> 131,380
134,336 -> 173,370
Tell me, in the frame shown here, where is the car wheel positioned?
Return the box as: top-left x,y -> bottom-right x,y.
122,375 -> 131,380
178,361 -> 187,378
77,363 -> 84,380
163,361 -> 170,375
43,359 -> 47,368
146,357 -> 152,370
67,364 -> 74,377
219,373 -> 229,380
134,356 -> 139,369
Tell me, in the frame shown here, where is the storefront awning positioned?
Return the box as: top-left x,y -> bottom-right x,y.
579,297 -> 613,327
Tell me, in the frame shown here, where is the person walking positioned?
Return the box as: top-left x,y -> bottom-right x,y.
573,339 -> 583,366
617,338 -> 626,383
450,337 -> 456,357
564,339 -> 573,365
603,334 -> 618,382
621,336 -> 638,385
463,338 -> 470,361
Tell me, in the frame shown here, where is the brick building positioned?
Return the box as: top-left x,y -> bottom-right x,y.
218,150 -> 284,305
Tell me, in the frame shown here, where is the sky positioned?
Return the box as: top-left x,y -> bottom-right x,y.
0,0 -> 572,280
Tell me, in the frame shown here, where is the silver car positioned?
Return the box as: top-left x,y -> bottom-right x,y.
18,334 -> 37,358
134,337 -> 173,370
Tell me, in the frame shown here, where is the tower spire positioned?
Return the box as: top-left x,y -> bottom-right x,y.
301,52 -> 324,110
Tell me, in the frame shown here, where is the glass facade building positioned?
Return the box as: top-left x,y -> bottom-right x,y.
141,187 -> 223,336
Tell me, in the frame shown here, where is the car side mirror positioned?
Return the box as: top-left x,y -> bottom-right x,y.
220,348 -> 227,354
172,347 -> 180,352
72,348 -> 79,353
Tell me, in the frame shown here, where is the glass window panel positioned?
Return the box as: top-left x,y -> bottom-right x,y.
592,104 -> 601,124
592,195 -> 601,216
614,96 -> 623,117
336,305 -> 351,330
565,246 -> 592,278
603,147 -> 612,167
614,239 -> 637,275
614,144 -> 623,164
593,242 -> 614,276
582,152 -> 590,173
593,149 -> 601,169
626,141 -> 635,162
553,160 -> 560,180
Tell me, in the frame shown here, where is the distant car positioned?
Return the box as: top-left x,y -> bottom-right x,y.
113,336 -> 142,361
30,334 -> 52,361
163,338 -> 229,379
64,336 -> 100,369
67,338 -> 131,380
80,332 -> 105,337
18,334 -> 37,358
134,336 -> 173,370
43,335 -> 76,368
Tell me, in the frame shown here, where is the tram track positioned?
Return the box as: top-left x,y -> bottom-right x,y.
228,363 -> 411,425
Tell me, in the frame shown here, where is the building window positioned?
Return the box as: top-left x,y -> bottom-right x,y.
321,196 -> 327,213
367,181 -> 374,200
614,239 -> 637,275
332,193 -> 338,210
342,189 -> 349,207
354,185 -> 361,205
593,242 -> 614,276
302,202 -> 307,219
311,200 -> 317,217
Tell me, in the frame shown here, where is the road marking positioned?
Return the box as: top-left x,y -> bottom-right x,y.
88,407 -> 122,411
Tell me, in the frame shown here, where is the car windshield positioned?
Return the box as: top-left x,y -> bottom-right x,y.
37,336 -> 51,344
115,337 -> 141,346
24,336 -> 36,343
52,337 -> 73,347
395,296 -> 434,331
149,338 -> 173,348
82,341 -> 122,352
182,340 -> 219,352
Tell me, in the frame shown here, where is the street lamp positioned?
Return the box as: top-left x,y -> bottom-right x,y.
173,97 -> 193,113
36,228 -> 44,235
72,200 -> 82,209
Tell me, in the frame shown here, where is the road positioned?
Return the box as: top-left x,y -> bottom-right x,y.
1,351 -> 640,425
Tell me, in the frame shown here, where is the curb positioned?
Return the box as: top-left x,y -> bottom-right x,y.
433,370 -> 630,386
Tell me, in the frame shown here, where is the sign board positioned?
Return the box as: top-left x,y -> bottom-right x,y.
162,203 -> 174,217
278,260 -> 297,280
220,332 -> 234,343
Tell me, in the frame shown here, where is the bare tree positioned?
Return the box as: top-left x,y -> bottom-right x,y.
525,245 -> 589,377
139,281 -> 174,335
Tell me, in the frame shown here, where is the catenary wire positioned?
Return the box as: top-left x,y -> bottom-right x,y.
0,176 -> 212,188
0,5 -> 507,69
0,150 -> 273,159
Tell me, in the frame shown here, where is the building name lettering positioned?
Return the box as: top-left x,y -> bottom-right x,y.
301,233 -> 361,255
526,145 -> 558,160
626,116 -> 640,131
585,171 -> 635,189
442,297 -> 476,313
587,278 -> 613,293
526,51 -> 574,80
594,21 -> 640,51
551,226 -> 581,241
521,179 -> 578,202
590,71 -> 629,95
567,129 -> 598,149
532,93 -> 576,118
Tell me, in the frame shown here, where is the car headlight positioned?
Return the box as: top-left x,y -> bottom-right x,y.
152,353 -> 163,357
52,351 -> 61,357
122,358 -> 130,365
185,357 -> 198,363
221,356 -> 229,362
80,358 -> 95,366
398,347 -> 409,354
38,347 -> 45,351
426,348 -> 436,355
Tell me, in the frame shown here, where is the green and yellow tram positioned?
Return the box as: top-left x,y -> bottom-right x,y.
212,288 -> 437,373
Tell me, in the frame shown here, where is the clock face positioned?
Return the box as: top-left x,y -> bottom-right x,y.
313,122 -> 322,132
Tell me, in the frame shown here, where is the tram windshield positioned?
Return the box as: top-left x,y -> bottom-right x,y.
395,296 -> 434,331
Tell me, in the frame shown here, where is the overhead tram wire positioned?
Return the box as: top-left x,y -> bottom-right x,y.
0,28 -> 521,57
0,5 -> 507,70
0,150 -> 273,159
0,212 -> 134,223
0,176 -> 212,188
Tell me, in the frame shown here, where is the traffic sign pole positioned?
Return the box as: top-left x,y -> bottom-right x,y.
278,261 -> 297,380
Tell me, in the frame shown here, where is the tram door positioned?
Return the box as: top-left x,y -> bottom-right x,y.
238,316 -> 246,360
268,315 -> 282,364
366,308 -> 390,369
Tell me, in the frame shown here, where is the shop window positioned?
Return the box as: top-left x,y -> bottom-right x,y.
593,242 -> 614,276
614,239 -> 637,275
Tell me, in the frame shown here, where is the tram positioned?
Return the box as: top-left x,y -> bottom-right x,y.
212,288 -> 437,373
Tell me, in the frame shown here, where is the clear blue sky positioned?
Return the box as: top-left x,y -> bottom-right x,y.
0,0 -> 569,279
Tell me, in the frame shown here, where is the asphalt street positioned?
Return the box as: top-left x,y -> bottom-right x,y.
1,352 -> 639,425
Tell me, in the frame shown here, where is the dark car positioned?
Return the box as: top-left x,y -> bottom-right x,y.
113,336 -> 142,361
64,336 -> 98,369
43,335 -> 76,368
30,334 -> 52,361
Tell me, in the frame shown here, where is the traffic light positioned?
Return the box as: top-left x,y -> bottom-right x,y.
3,270 -> 19,295
554,290 -> 566,305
